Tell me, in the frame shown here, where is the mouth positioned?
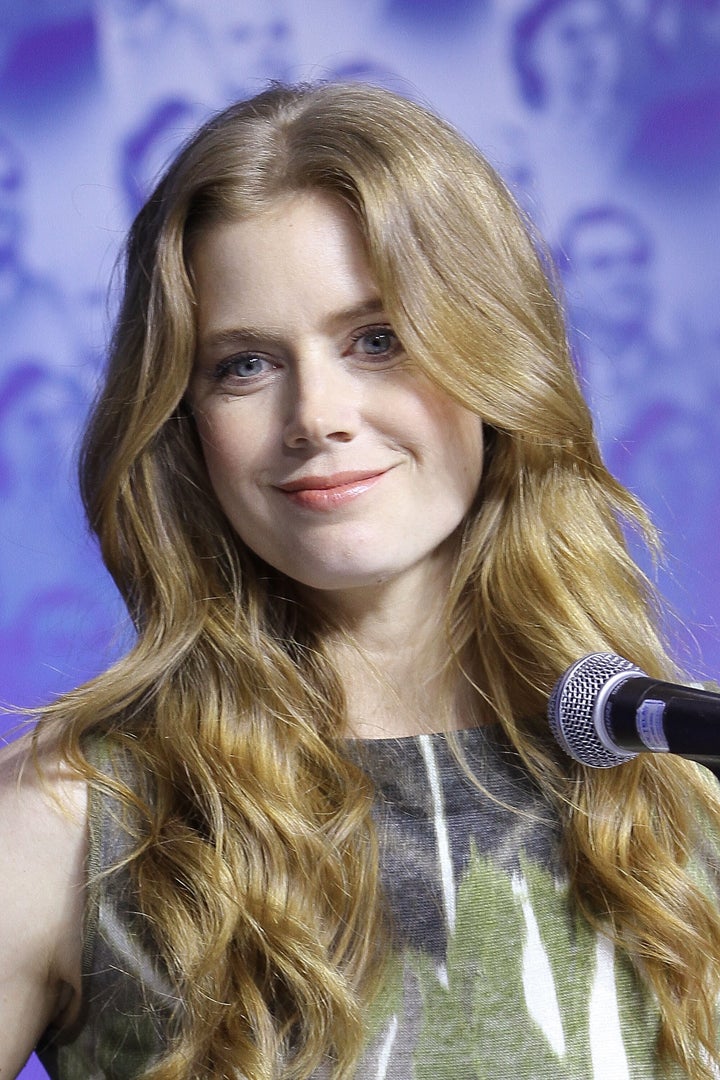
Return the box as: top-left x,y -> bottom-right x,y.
276,469 -> 389,510
278,470 -> 387,492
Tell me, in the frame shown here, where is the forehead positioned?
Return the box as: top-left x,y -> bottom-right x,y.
190,191 -> 380,332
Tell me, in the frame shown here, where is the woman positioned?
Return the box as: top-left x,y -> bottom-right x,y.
1,82 -> 719,1079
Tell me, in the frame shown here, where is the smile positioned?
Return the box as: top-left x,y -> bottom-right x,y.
276,470 -> 388,510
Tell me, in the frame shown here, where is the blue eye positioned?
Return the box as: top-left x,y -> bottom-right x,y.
351,326 -> 401,359
363,331 -> 394,353
215,353 -> 273,380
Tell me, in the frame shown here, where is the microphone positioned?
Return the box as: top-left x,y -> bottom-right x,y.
548,652 -> 720,768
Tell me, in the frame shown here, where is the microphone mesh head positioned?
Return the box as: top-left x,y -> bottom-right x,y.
548,652 -> 645,768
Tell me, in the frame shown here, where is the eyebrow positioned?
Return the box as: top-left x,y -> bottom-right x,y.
327,296 -> 387,328
197,296 -> 388,354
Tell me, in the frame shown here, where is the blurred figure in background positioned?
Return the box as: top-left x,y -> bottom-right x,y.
120,96 -> 209,218
559,202 -> 720,657
0,585 -> 119,711
0,134 -> 76,370
513,0 -> 624,124
558,204 -> 679,462
510,0 -> 641,220
191,0 -> 294,103
97,0 -> 211,131
383,0 -> 490,39
0,361 -> 114,630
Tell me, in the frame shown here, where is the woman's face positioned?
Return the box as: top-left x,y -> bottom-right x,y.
188,191 -> 484,604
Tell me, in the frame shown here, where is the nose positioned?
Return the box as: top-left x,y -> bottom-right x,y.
283,358 -> 359,449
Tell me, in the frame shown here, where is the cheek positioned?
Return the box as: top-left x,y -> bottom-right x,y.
453,418 -> 485,501
417,391 -> 484,497
195,398 -> 267,459
192,409 -> 259,503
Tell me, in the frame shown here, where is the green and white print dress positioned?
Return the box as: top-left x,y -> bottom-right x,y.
38,728 -> 708,1078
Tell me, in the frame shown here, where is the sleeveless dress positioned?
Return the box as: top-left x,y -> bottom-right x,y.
37,727 -> 701,1079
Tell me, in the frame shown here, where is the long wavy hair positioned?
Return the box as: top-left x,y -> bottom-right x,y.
39,82 -> 720,1079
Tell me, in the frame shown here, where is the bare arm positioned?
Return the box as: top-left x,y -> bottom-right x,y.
0,733 -> 86,1077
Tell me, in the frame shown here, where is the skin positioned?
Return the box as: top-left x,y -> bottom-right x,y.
189,190 -> 485,736
0,735 -> 86,1074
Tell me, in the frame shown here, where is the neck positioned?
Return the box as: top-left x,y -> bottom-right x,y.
336,654 -> 482,740
303,564 -> 483,740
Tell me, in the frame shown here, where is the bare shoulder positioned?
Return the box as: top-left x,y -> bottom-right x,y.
0,727 -> 87,863
0,729 -> 87,1075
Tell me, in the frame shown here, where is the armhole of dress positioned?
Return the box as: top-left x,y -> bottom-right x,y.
81,774 -> 103,988
35,742 -> 107,1061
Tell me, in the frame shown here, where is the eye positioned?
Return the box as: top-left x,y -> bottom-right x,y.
349,325 -> 402,361
214,352 -> 277,382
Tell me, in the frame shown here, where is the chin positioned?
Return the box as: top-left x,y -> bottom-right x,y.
285,566 -> 393,594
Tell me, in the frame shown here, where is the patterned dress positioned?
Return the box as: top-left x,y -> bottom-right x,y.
37,728 -> 703,1078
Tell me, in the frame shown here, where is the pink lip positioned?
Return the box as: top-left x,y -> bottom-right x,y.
277,469 -> 388,510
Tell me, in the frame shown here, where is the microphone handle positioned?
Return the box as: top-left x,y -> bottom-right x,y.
604,677 -> 720,765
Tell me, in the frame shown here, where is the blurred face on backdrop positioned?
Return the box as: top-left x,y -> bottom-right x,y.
188,191 -> 484,609
0,367 -> 87,490
0,138 -> 23,268
533,0 -> 621,112
565,215 -> 653,331
197,0 -> 293,100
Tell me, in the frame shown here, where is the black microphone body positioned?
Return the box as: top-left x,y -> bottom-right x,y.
604,675 -> 720,763
548,652 -> 720,768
